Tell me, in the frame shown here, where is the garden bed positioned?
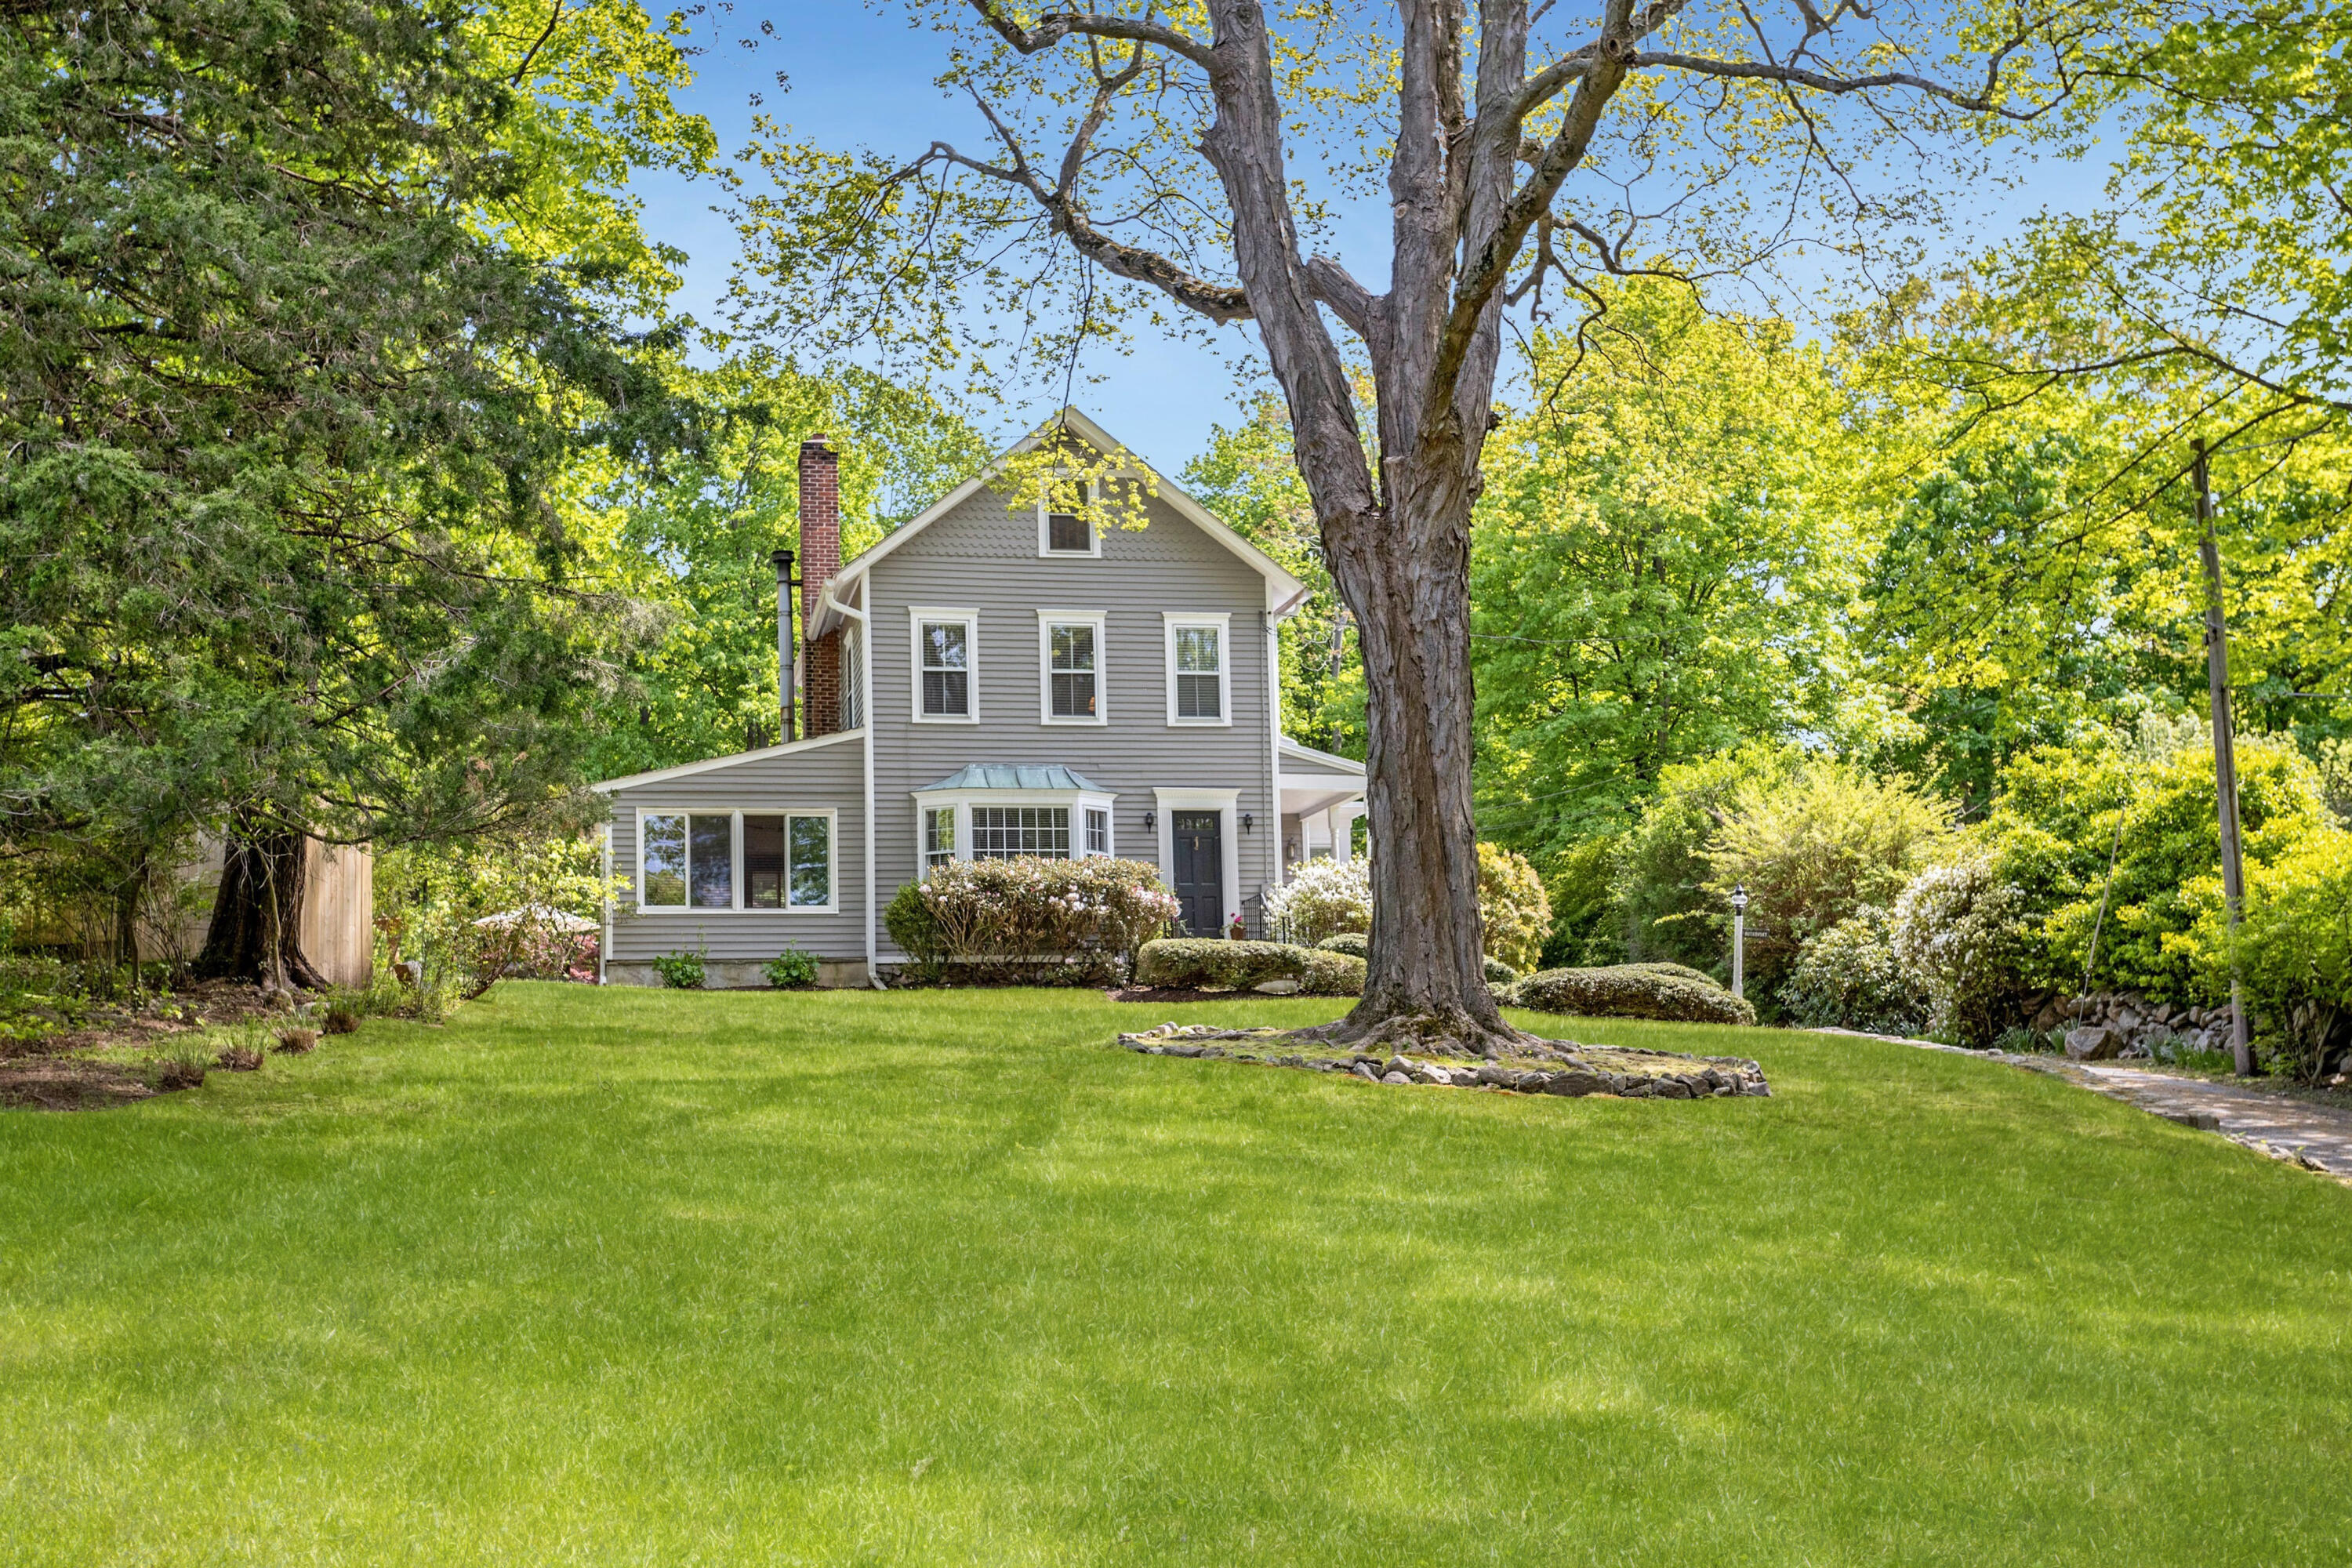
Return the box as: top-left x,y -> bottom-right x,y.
1116,1021 -> 1770,1098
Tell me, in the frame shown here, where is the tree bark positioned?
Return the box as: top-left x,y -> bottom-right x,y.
196,826 -> 326,989
1319,475 -> 1527,1054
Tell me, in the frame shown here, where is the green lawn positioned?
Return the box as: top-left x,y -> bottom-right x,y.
5,985 -> 2349,1566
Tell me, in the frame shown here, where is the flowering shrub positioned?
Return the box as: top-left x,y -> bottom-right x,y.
885,858 -> 1181,984
1890,853 -> 2032,1049
1780,906 -> 1930,1036
1268,847 -> 1551,972
1265,857 -> 1371,946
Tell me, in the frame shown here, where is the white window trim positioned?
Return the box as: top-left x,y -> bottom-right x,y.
1163,612 -> 1233,727
908,606 -> 980,724
1152,787 -> 1242,934
909,788 -> 1117,866
630,806 -> 843,915
1036,480 -> 1100,557
1036,609 -> 1109,726
920,803 -> 959,877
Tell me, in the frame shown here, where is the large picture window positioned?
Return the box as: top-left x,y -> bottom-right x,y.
638,808 -> 835,913
971,806 -> 1070,860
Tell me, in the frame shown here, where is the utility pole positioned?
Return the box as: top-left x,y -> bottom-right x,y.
2194,442 -> 2254,1076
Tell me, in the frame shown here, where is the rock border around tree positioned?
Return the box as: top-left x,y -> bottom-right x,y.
1115,1023 -> 1769,1099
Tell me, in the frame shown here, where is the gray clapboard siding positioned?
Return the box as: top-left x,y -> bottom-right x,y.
865,478 -> 1281,956
603,731 -> 867,964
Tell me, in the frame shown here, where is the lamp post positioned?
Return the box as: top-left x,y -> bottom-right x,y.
1730,884 -> 1749,1000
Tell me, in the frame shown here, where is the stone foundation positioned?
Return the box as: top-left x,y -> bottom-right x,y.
604,959 -> 871,990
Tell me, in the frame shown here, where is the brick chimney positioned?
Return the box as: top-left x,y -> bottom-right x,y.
797,434 -> 843,736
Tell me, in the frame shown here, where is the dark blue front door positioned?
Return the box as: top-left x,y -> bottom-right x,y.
1171,811 -> 1223,936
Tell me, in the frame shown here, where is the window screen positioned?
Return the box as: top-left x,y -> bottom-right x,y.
920,620 -> 970,716
1174,625 -> 1221,719
641,814 -> 687,906
1047,510 -> 1090,552
789,815 -> 830,907
970,807 -> 1070,860
1049,622 -> 1097,718
688,814 -> 733,907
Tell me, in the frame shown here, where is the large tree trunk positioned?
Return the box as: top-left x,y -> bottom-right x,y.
1311,451 -> 1531,1058
196,827 -> 325,989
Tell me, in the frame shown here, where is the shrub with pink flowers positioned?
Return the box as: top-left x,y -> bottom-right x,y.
884,857 -> 1182,984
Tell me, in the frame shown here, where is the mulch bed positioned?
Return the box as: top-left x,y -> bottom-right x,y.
0,978 -> 303,1112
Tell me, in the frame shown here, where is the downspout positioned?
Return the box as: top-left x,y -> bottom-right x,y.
1265,607 -> 1283,916
837,596 -> 881,988
598,819 -> 612,985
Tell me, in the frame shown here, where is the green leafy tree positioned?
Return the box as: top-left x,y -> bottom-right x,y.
728,0 -> 2118,1054
0,0 -> 702,984
1472,283 -> 1883,860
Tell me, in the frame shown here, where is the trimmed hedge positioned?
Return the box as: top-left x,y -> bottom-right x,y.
1135,939 -> 1305,989
1314,933 -> 1508,987
1302,949 -> 1367,996
1506,962 -> 1755,1025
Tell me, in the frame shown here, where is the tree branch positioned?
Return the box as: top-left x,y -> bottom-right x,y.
1628,49 -> 2049,121
964,2 -> 1212,68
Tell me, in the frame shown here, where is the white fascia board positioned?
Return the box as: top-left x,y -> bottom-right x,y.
1277,735 -> 1367,776
821,407 -> 1306,616
590,728 -> 865,793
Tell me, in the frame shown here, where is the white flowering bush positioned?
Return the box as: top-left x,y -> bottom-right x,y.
1265,845 -> 1551,975
1264,857 -> 1372,947
1779,906 -> 1930,1036
1890,853 -> 2033,1048
884,858 -> 1181,983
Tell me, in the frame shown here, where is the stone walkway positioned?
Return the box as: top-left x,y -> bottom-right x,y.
1811,1028 -> 2352,1180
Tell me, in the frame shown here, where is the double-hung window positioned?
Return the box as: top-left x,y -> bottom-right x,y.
1038,612 -> 1105,724
971,807 -> 1070,860
912,609 -> 977,720
1165,614 -> 1229,724
1084,807 -> 1110,856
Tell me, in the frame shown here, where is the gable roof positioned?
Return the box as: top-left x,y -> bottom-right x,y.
808,408 -> 1308,638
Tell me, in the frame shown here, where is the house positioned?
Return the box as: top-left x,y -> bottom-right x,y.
591,409 -> 1368,988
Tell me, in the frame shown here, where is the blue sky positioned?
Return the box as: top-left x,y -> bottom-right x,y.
631,5 -> 2110,474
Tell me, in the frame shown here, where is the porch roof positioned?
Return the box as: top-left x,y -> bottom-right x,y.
913,764 -> 1109,793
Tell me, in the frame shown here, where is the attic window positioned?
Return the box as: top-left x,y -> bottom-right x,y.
1041,481 -> 1095,555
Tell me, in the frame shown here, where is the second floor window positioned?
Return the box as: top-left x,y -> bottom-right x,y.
1049,622 -> 1096,719
919,618 -> 971,717
1173,622 -> 1223,720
